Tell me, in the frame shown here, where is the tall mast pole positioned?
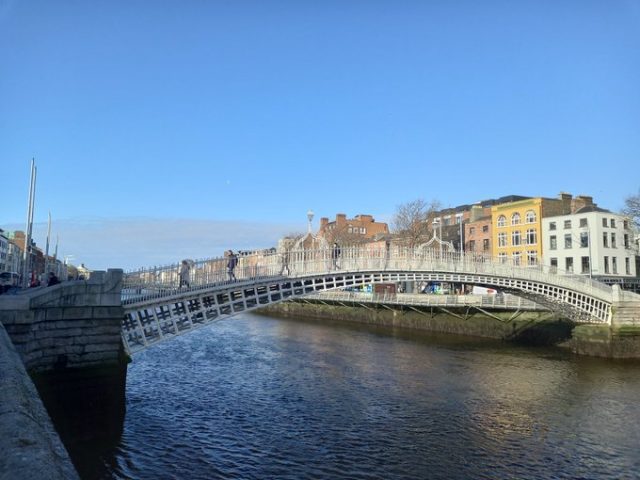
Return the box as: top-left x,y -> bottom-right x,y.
22,159 -> 36,287
45,211 -> 51,275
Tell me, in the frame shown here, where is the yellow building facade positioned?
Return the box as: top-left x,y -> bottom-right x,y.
491,198 -> 544,266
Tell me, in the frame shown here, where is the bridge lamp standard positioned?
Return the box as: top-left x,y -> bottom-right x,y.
307,209 -> 314,235
432,219 -> 442,257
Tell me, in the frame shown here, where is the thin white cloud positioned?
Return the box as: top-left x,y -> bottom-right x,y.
1,216 -> 299,271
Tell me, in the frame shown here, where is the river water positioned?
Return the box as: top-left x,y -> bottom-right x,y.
80,312 -> 639,479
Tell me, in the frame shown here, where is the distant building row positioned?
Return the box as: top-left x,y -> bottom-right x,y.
0,228 -> 72,286
313,192 -> 640,284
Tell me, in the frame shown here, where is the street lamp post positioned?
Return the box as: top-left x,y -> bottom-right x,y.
306,209 -> 314,235
432,219 -> 442,257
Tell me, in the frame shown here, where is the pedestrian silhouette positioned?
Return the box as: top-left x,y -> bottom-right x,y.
179,260 -> 191,288
227,250 -> 238,281
331,242 -> 341,270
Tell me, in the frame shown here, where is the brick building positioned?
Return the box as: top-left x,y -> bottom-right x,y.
318,214 -> 389,244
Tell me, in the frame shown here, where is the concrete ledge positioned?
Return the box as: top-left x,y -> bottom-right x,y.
568,324 -> 640,359
0,324 -> 79,480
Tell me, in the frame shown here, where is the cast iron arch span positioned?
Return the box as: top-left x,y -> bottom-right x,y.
122,269 -> 612,354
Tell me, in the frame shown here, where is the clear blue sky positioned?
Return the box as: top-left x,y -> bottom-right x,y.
2,0 -> 639,269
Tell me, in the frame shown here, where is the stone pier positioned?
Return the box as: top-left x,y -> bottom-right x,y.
0,269 -> 127,477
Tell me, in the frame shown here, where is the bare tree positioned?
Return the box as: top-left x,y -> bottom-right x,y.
622,190 -> 640,229
391,198 -> 441,247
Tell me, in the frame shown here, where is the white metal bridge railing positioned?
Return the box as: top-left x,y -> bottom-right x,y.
303,290 -> 549,311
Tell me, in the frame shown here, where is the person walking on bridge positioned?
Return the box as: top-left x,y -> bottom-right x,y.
179,260 -> 191,288
279,249 -> 290,276
331,242 -> 341,270
227,250 -> 238,281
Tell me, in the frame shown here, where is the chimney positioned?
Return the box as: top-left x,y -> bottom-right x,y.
558,192 -> 573,214
470,205 -> 483,222
572,195 -> 595,213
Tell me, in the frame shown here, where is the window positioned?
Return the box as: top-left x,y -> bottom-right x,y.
564,234 -> 572,249
512,252 -> 522,266
603,218 -> 608,228
624,234 -> 630,248
549,222 -> 556,231
564,220 -> 572,229
511,213 -> 521,225
444,217 -> 451,226
525,210 -> 536,223
498,253 -> 507,264
566,257 -> 574,273
550,258 -> 558,271
498,232 -> 507,247
550,236 -> 557,250
612,257 -> 618,274
624,220 -> 629,230
455,214 -> 462,224
497,215 -> 507,228
360,227 -> 366,234
469,227 -> 476,235
527,251 -> 537,265
468,240 -> 476,252
512,230 -> 521,246
611,233 -> 616,249
483,239 -> 490,251
579,218 -> 588,228
603,232 -> 608,248
526,228 -> 537,245
581,256 -> 590,274
482,225 -> 489,233
580,232 -> 589,248
348,227 -> 353,234
611,219 -> 616,228
626,257 -> 631,275
604,256 -> 610,274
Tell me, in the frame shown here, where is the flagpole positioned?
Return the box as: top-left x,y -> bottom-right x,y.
22,159 -> 36,287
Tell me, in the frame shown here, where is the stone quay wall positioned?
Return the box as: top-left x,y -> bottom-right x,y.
261,298 -> 564,343
263,293 -> 640,359
0,320 -> 79,480
0,269 -> 127,479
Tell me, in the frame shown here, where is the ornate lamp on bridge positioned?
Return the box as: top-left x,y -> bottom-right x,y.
307,209 -> 314,235
432,219 -> 443,256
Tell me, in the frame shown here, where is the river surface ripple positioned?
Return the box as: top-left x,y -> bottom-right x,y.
92,313 -> 639,480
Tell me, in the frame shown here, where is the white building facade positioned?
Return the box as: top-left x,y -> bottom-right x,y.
541,208 -> 637,279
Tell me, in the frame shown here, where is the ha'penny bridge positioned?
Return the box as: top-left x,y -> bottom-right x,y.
121,246 -> 640,354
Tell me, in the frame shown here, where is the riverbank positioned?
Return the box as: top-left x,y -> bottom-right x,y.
259,297 -> 567,343
259,296 -> 640,359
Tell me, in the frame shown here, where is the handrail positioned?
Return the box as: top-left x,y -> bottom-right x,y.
302,291 -> 548,310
